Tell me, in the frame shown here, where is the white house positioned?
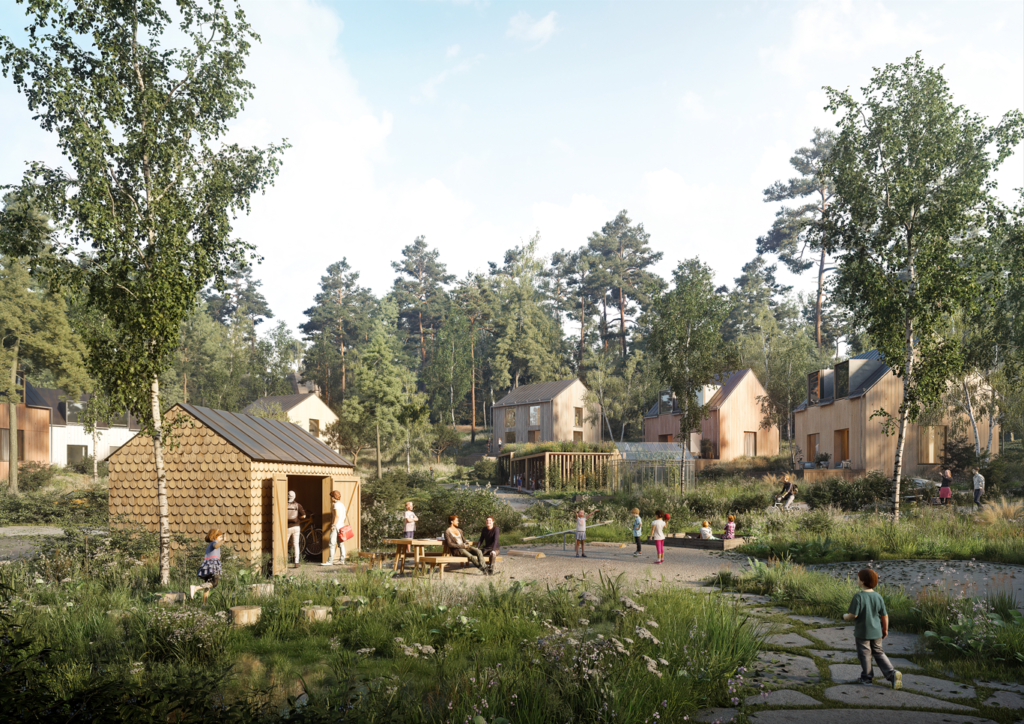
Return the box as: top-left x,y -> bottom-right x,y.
241,393 -> 338,443
28,382 -> 142,466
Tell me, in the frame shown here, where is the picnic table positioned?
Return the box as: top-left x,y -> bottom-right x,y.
383,538 -> 444,573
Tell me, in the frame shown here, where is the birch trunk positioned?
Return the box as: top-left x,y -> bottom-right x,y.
891,315 -> 914,523
92,425 -> 99,486
815,248 -> 826,349
962,379 -> 982,456
986,374 -> 996,457
151,376 -> 171,585
7,342 -> 20,496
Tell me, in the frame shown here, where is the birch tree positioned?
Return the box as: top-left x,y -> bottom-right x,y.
1,0 -> 286,582
821,53 -> 1023,520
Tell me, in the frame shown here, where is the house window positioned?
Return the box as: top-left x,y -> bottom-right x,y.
573,431 -> 583,442
67,445 -> 88,465
743,432 -> 757,457
834,429 -> 850,464
108,411 -> 128,427
504,408 -> 516,429
917,425 -> 946,464
658,434 -> 673,443
66,400 -> 86,425
529,405 -> 540,427
528,430 -> 540,443
807,433 -> 820,461
309,419 -> 320,437
658,390 -> 673,416
574,407 -> 583,427
505,431 -> 516,444
0,429 -> 24,462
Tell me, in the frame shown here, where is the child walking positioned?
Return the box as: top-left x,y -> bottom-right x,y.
843,568 -> 902,688
723,515 -> 736,539
575,509 -> 593,558
630,508 -> 643,557
192,528 -> 223,604
648,510 -> 666,564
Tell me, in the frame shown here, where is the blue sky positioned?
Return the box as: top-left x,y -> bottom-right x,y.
2,0 -> 1022,332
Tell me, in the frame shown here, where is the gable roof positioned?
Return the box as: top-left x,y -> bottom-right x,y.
643,369 -> 753,418
167,404 -> 352,467
794,349 -> 892,411
241,393 -> 326,416
494,379 -> 579,407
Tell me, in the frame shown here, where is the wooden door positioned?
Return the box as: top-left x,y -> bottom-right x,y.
271,474 -> 288,575
330,476 -> 360,552
743,432 -> 756,457
321,478 -> 333,563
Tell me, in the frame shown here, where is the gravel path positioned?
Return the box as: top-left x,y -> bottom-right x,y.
806,559 -> 1024,603
0,525 -> 67,561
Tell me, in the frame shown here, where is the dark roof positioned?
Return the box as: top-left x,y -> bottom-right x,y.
494,379 -> 579,406
175,403 -> 353,467
794,349 -> 892,411
25,381 -> 141,429
642,370 -> 752,418
705,370 -> 749,410
241,393 -> 323,415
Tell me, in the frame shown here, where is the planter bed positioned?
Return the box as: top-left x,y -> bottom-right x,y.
644,534 -> 755,551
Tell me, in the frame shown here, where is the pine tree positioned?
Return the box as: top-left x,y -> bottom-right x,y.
424,303 -> 472,428
453,274 -> 495,443
391,237 -> 454,366
355,299 -> 404,478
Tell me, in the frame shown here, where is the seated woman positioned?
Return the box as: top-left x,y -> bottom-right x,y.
477,516 -> 500,574
723,514 -> 736,539
779,475 -> 797,508
444,515 -> 488,574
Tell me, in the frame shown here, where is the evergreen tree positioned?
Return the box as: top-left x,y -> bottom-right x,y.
757,128 -> 837,349
587,211 -> 665,357
424,303 -> 472,428
452,274 -> 496,443
355,299 -> 404,478
300,258 -> 373,407
391,237 -> 454,366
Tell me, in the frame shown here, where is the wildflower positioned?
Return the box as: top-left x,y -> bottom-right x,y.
645,620 -> 659,628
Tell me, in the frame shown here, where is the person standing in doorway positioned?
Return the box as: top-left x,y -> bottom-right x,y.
322,490 -> 347,566
972,467 -> 985,508
286,491 -> 306,569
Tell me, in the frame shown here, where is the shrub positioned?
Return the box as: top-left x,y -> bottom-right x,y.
729,490 -> 774,514
362,470 -> 410,510
803,471 -> 891,511
942,433 -> 985,475
417,486 -> 521,536
360,499 -> 404,550
67,454 -> 109,478
473,458 -> 497,482
0,488 -> 108,526
15,462 -> 61,491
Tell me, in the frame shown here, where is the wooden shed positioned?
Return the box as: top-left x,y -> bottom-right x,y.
794,349 -> 997,477
489,379 -> 600,456
643,369 -> 780,460
108,403 -> 360,575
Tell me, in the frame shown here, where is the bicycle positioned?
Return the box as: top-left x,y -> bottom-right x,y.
767,494 -> 796,515
299,514 -> 323,557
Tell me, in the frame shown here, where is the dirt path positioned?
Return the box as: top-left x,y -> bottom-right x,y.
0,525 -> 67,561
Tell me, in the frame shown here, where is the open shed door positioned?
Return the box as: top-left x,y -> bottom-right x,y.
329,475 -> 360,553
271,474 -> 288,575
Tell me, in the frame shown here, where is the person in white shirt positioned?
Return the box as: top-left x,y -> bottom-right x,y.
972,467 -> 985,508
286,491 -> 306,569
322,489 -> 347,566
575,509 -> 593,558
648,510 -> 667,564
403,501 -> 418,538
699,520 -> 718,540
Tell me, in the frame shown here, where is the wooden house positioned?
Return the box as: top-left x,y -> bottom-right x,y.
489,379 -> 600,456
242,392 -> 338,444
643,369 -> 779,460
0,373 -> 50,479
108,403 -> 359,575
793,349 -> 998,477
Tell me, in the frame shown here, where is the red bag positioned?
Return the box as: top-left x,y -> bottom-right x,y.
339,524 -> 355,542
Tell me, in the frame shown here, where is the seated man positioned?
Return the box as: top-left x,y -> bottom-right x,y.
444,515 -> 487,574
477,516 -> 500,574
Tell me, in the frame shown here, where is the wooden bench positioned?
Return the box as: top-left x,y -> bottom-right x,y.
418,554 -> 505,579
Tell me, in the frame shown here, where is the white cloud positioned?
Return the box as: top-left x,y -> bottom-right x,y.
446,44 -> 461,58
507,11 -> 558,48
677,91 -> 711,120
417,55 -> 483,101
759,1 -> 935,82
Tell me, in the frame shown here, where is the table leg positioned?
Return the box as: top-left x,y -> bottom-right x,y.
393,545 -> 403,572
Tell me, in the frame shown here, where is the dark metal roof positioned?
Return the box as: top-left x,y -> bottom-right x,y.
795,349 -> 893,410
176,403 -> 353,467
494,379 -> 580,407
24,381 -> 141,429
241,393 -> 324,415
705,369 -> 749,410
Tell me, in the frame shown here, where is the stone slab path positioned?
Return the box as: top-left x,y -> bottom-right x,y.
696,585 -> 1023,724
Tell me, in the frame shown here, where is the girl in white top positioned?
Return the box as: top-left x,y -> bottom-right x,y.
574,509 -> 593,558
699,520 -> 718,540
403,501 -> 418,538
648,510 -> 667,564
322,490 -> 347,566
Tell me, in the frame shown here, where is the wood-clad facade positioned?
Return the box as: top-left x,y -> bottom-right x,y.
0,402 -> 51,480
793,351 -> 997,477
490,379 -> 600,456
643,370 -> 779,461
108,404 -> 359,575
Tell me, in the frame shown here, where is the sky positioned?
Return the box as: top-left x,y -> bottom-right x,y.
1,0 -> 1022,334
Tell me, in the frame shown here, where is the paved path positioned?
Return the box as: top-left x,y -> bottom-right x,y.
694,590 -> 1024,724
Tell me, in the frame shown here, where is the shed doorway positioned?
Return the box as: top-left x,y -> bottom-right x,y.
267,475 -> 336,574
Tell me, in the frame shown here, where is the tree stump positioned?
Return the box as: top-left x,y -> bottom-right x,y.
300,606 -> 332,622
156,592 -> 186,605
230,605 -> 262,626
248,583 -> 274,598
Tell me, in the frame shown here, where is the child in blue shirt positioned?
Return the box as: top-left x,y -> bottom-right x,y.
843,568 -> 902,688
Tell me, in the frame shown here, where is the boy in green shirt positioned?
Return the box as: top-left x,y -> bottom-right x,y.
843,568 -> 902,688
